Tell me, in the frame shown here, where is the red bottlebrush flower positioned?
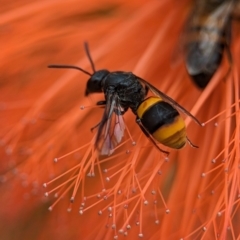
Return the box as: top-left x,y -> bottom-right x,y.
0,0 -> 240,239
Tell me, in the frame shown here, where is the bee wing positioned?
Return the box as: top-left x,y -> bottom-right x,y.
95,92 -> 125,155
137,77 -> 202,126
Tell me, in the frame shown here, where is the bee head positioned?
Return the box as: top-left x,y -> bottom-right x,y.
85,69 -> 109,96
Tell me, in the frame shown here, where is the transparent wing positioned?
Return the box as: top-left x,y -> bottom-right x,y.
137,77 -> 202,126
95,92 -> 125,155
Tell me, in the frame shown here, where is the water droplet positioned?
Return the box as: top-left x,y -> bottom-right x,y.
138,233 -> 144,238
79,210 -> 83,215
217,212 -> 222,217
143,200 -> 148,205
211,159 -> 216,163
118,229 -> 124,234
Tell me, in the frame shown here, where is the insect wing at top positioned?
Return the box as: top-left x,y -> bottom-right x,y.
184,0 -> 235,88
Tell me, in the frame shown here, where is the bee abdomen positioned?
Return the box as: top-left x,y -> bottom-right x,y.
137,96 -> 187,149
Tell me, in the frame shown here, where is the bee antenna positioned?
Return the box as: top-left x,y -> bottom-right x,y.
48,64 -> 92,76
84,42 -> 96,73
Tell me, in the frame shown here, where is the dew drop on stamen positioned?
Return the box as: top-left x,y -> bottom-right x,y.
48,206 -> 53,211
138,233 -> 144,238
53,158 -> 58,163
98,210 -> 102,215
70,197 -> 74,203
126,224 -> 131,229
106,177 -> 110,182
54,193 -> 58,198
117,190 -> 122,195
214,122 -> 218,127
201,173 -> 206,177
135,221 -> 140,226
151,190 -> 156,195
202,227 -> 207,231
111,224 -> 116,229
118,229 -> 124,234
165,209 -> 170,214
132,141 -> 136,146
124,232 -> 128,236
132,188 -> 136,193
67,208 -> 71,212
211,159 -> 216,163
79,210 -> 83,215
126,150 -> 130,154
113,235 -> 118,240
217,211 -> 222,217
80,105 -> 85,110
108,207 -> 112,212
155,220 -> 159,224
44,192 -> 49,197
103,195 -> 108,200
143,200 -> 148,205
103,169 -> 108,173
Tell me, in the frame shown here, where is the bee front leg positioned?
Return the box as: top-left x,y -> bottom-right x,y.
96,100 -> 106,106
136,118 -> 169,156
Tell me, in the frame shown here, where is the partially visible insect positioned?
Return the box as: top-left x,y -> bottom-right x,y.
184,0 -> 236,88
48,43 -> 202,155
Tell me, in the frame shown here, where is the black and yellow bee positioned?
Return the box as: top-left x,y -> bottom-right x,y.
184,0 -> 236,88
49,43 -> 202,155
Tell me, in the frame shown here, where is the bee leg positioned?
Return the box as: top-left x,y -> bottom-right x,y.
136,118 -> 169,156
96,100 -> 106,106
145,86 -> 149,96
90,122 -> 101,132
186,136 -> 198,148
